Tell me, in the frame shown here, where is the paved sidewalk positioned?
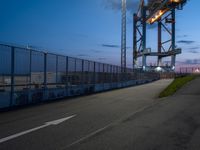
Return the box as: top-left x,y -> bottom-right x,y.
0,79 -> 173,150
69,77 -> 200,150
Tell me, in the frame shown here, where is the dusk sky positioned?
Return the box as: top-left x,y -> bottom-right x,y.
0,0 -> 199,68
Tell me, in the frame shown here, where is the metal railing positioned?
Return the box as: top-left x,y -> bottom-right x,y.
179,67 -> 200,74
0,43 -> 160,109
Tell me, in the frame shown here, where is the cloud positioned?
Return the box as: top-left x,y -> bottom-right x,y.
177,40 -> 195,45
102,44 -> 120,48
183,59 -> 200,65
102,0 -> 158,29
101,44 -> 132,49
188,50 -> 199,54
177,35 -> 188,38
188,47 -> 199,54
189,47 -> 200,50
102,0 -> 140,14
76,54 -> 90,57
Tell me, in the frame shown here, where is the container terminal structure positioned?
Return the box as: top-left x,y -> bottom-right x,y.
0,0 -> 188,110
133,0 -> 188,71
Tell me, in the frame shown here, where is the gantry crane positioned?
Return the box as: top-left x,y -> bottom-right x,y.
133,0 -> 188,71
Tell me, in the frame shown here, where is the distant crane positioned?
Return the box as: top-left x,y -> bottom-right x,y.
133,0 -> 188,72
121,0 -> 126,71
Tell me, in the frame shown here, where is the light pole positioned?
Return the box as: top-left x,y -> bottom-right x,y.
121,0 -> 126,72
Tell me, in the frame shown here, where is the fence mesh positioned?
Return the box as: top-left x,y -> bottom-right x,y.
0,44 -> 160,109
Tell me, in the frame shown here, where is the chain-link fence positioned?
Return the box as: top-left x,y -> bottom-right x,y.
179,67 -> 200,74
0,44 -> 160,109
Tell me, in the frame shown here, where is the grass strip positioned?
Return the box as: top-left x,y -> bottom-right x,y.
159,75 -> 196,98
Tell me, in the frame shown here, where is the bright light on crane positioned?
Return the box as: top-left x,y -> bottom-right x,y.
147,0 -> 185,24
170,0 -> 181,3
147,9 -> 168,24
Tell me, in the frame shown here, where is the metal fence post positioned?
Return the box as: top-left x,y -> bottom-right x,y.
10,46 -> 15,107
29,49 -> 32,103
103,64 -> 105,84
116,67 -> 119,83
66,56 -> 68,89
93,62 -> 96,85
56,55 -> 58,86
81,59 -> 84,87
88,61 -> 90,85
44,53 -> 47,100
110,65 -> 113,83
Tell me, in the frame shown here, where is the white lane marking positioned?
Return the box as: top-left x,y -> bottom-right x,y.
0,115 -> 76,144
65,104 -> 157,149
66,125 -> 110,148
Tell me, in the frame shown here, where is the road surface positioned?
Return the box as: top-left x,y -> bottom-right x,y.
2,78 -> 199,150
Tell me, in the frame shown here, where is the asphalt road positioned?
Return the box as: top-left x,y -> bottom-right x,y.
2,78 -> 199,150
